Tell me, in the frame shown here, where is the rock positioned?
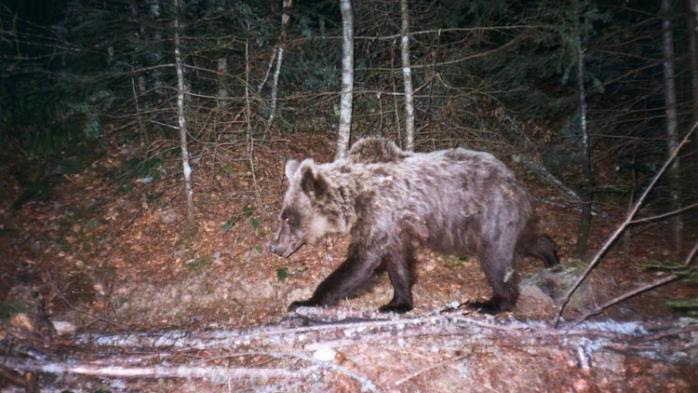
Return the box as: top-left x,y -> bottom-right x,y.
312,345 -> 337,362
230,280 -> 276,303
158,209 -> 178,225
517,263 -> 609,319
10,313 -> 35,333
52,320 -> 77,336
573,378 -> 590,392
516,284 -> 556,319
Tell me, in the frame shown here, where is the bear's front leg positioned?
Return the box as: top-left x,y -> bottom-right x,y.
378,243 -> 416,314
288,244 -> 382,312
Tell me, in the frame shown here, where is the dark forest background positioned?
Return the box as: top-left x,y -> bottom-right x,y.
3,2 -> 698,390
1,0 -> 697,300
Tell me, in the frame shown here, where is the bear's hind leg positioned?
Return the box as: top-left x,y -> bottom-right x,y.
469,243 -> 518,314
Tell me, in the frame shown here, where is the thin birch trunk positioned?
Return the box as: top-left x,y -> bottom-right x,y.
336,0 -> 354,160
266,46 -> 284,132
216,55 -> 228,109
661,0 -> 682,252
400,0 -> 415,151
245,38 -> 253,158
245,35 -> 262,205
130,4 -> 147,95
574,1 -> 593,258
131,4 -> 146,94
391,40 -> 402,147
266,0 -> 293,134
131,75 -> 147,143
150,0 -> 163,94
129,2 -> 146,141
689,0 -> 698,162
257,46 -> 278,93
173,0 -> 194,226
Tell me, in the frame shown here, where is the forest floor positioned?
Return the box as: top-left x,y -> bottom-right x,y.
1,132 -> 697,392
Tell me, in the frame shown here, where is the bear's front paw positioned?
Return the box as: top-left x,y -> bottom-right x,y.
378,303 -> 413,314
288,299 -> 321,312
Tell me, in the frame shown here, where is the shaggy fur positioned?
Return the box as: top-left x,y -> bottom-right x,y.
347,137 -> 411,163
270,138 -> 559,314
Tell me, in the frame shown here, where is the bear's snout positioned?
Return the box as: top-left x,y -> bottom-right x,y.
269,240 -> 287,256
269,238 -> 301,258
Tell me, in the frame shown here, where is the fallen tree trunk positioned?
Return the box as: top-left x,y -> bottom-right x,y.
2,310 -> 696,392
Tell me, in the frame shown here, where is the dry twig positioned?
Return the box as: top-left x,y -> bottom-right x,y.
553,122 -> 698,327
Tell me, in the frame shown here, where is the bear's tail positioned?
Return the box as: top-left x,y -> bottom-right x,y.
520,234 -> 559,268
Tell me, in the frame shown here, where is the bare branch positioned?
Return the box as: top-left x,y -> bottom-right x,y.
629,202 -> 698,225
573,239 -> 698,324
394,354 -> 466,386
553,121 -> 698,327
573,275 -> 680,324
5,358 -> 307,380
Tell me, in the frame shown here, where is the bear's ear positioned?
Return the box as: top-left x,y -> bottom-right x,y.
285,159 -> 300,180
300,164 -> 327,198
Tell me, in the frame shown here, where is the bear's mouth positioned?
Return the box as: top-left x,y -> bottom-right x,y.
270,240 -> 303,258
281,246 -> 301,258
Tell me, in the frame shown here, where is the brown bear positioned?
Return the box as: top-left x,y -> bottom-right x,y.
270,137 -> 558,314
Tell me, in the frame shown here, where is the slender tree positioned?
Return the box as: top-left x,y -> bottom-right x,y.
661,0 -> 682,251
336,0 -> 354,160
216,55 -> 228,109
266,0 -> 293,132
150,0 -> 164,94
400,0 -> 415,151
573,0 -> 593,258
130,3 -> 147,96
211,0 -> 229,109
173,0 -> 195,226
245,32 -> 261,204
689,0 -> 698,150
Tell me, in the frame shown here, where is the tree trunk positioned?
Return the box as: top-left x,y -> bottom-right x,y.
574,1 -> 593,259
266,0 -> 293,133
689,0 -> 698,161
390,40 -> 402,148
661,0 -> 682,252
335,0 -> 354,160
245,33 -> 261,204
400,0 -> 415,152
150,0 -> 163,94
129,3 -> 146,140
130,3 -> 147,95
173,0 -> 195,227
216,55 -> 228,109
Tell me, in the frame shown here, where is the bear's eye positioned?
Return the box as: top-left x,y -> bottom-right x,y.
281,207 -> 300,227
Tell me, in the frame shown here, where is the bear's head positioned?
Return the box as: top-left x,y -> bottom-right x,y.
270,159 -> 346,257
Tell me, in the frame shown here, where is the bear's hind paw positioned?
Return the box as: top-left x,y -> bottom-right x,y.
467,297 -> 513,315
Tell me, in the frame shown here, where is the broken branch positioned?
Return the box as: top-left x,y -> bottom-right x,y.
553,121 -> 697,327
